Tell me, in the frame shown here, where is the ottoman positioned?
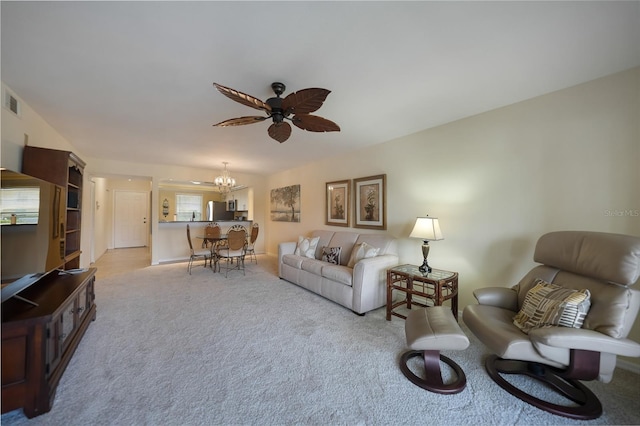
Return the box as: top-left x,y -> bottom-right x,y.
400,306 -> 470,394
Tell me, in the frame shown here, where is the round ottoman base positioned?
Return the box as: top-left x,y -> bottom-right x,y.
400,349 -> 467,394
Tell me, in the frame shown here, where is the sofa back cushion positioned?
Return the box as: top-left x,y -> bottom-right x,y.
310,230 -> 336,260
355,234 -> 398,256
306,230 -> 397,267
327,232 -> 360,266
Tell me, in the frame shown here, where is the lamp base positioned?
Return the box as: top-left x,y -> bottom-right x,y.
419,241 -> 432,273
418,260 -> 432,274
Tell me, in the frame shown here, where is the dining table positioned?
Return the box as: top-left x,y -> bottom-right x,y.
197,234 -> 228,272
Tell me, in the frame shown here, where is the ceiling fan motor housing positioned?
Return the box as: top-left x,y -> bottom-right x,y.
266,93 -> 285,122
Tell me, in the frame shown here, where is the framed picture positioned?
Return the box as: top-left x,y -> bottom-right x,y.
326,180 -> 350,227
270,184 -> 301,222
354,174 -> 386,230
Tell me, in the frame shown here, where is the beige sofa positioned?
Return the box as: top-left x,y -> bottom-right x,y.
278,230 -> 399,314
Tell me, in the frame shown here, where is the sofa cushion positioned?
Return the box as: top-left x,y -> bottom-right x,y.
301,258 -> 325,275
321,246 -> 342,265
310,230 -> 336,259
321,264 -> 353,286
513,279 -> 591,334
355,234 -> 396,255
327,232 -> 360,266
282,254 -> 305,269
294,236 -> 320,258
347,242 -> 380,268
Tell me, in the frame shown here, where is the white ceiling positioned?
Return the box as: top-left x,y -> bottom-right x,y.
2,1 -> 639,176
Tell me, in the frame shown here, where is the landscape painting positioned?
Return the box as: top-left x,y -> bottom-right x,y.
270,184 -> 301,222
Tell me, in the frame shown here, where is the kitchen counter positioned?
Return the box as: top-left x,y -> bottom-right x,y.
155,220 -> 253,264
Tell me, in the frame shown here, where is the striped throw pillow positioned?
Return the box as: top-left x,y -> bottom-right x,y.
513,279 -> 591,334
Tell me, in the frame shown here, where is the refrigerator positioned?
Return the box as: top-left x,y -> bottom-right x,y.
206,201 -> 234,221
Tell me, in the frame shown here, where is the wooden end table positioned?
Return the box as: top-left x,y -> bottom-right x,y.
386,264 -> 459,321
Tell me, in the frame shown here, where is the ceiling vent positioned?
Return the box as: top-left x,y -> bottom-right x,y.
3,89 -> 21,116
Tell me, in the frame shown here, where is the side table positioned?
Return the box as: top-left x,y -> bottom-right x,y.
386,264 -> 459,321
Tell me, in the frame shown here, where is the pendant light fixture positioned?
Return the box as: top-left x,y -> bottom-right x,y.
214,162 -> 236,194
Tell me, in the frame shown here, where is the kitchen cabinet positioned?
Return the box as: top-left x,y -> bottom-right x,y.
233,188 -> 249,211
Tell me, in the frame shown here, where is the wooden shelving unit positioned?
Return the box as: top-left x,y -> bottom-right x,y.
22,146 -> 86,270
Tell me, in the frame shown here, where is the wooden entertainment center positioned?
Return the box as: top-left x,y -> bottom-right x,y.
1,269 -> 96,418
1,147 -> 96,418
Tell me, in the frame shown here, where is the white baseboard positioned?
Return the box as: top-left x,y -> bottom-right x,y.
616,358 -> 640,374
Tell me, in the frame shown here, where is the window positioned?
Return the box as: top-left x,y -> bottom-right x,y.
175,193 -> 203,221
0,187 -> 40,224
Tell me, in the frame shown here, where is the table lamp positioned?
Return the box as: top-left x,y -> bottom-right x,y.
409,216 -> 444,273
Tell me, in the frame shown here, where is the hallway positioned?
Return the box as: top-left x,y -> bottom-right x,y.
92,247 -> 151,279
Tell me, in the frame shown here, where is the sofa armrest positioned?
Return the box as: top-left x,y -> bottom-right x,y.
278,242 -> 297,277
351,254 -> 399,314
530,327 -> 640,358
278,241 -> 297,259
473,287 -> 519,311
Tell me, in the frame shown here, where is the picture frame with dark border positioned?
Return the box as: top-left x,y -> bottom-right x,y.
325,179 -> 350,227
354,174 -> 386,230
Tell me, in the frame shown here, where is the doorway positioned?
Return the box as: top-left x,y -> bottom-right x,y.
114,190 -> 149,248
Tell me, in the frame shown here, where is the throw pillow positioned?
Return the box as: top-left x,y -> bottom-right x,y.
321,246 -> 342,265
513,279 -> 591,334
294,236 -> 320,259
347,242 -> 380,268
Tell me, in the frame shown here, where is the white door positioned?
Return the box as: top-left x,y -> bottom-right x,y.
114,190 -> 149,248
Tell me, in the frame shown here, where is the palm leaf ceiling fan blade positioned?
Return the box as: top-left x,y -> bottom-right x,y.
212,81 -> 339,142
268,122 -> 292,143
282,88 -> 331,115
214,116 -> 267,127
292,114 -> 341,133
213,83 -> 271,112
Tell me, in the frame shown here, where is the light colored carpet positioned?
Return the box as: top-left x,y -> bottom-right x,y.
3,255 -> 640,425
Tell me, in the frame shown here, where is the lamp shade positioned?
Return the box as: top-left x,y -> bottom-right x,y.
410,217 -> 443,241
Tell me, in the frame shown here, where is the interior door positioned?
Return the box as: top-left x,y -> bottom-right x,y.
114,190 -> 149,248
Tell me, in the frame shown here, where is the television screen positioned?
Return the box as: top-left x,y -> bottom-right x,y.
1,169 -> 65,285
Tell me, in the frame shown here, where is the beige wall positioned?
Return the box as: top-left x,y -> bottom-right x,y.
265,68 -> 640,365
1,84 -> 87,171
2,68 -> 639,367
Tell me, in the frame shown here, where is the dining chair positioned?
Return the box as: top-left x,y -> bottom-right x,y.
216,226 -> 247,277
205,222 -> 223,272
186,224 -> 210,274
245,223 -> 259,264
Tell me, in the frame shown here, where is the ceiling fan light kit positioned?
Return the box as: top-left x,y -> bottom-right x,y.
213,82 -> 340,143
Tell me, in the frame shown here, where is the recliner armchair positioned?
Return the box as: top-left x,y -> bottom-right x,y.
463,231 -> 640,420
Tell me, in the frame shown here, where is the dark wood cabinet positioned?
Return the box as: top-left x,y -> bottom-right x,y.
22,146 -> 86,270
1,268 -> 97,418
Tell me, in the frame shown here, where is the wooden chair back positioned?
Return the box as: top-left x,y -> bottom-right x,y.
227,228 -> 247,251
186,224 -> 194,251
205,223 -> 221,239
250,223 -> 259,244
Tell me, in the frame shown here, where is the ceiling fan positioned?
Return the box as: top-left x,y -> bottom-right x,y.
213,82 -> 340,143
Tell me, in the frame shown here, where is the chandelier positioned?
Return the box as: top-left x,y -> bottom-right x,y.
214,162 -> 236,194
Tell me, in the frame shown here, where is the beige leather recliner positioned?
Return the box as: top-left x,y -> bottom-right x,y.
463,231 -> 640,420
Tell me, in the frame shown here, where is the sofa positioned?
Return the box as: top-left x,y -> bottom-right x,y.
278,230 -> 399,314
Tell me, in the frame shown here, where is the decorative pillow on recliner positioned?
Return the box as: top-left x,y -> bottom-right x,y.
347,242 -> 380,268
294,236 -> 320,259
513,279 -> 591,334
321,246 -> 342,265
